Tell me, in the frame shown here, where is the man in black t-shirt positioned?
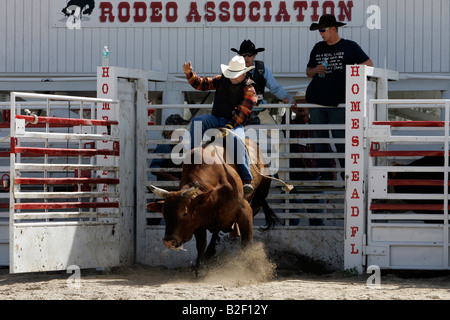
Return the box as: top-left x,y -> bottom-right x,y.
305,14 -> 373,180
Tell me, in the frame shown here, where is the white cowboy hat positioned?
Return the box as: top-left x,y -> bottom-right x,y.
220,55 -> 255,79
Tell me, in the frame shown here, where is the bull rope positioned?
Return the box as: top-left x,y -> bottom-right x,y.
219,127 -> 294,193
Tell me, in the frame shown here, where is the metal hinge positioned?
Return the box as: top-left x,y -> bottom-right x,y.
363,245 -> 387,256
366,125 -> 391,140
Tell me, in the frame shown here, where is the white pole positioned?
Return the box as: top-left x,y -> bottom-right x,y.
344,65 -> 368,274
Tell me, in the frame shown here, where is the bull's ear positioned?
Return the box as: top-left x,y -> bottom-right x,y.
193,190 -> 213,206
146,201 -> 164,212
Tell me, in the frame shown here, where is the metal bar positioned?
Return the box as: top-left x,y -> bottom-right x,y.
14,202 -> 119,210
265,194 -> 344,200
370,99 -> 447,105
267,203 -> 344,209
370,136 -> 445,143
15,177 -> 119,185
16,115 -> 118,126
146,152 -> 346,159
12,147 -> 119,157
14,163 -> 119,171
147,103 -> 344,110
11,91 -> 119,104
370,203 -> 445,211
374,121 -> 447,127
0,101 -> 95,108
370,150 -> 445,157
0,123 -> 95,129
147,124 -> 345,130
14,191 -> 119,199
388,179 -> 446,186
13,212 -> 119,220
147,167 -> 345,173
383,194 -> 444,200
16,131 -> 117,141
12,221 -> 117,228
368,213 -> 444,220
373,165 -> 445,172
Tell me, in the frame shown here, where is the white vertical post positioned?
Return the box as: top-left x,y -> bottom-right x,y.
97,67 -> 149,265
96,67 -> 123,264
344,65 -> 368,273
444,100 -> 449,269
97,66 -> 118,206
135,71 -> 150,265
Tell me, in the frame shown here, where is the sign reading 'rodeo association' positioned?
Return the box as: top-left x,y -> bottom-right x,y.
53,0 -> 363,28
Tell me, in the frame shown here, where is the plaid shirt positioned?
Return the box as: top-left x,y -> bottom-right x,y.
185,71 -> 257,127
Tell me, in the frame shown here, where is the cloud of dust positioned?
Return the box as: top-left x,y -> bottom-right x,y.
201,242 -> 276,286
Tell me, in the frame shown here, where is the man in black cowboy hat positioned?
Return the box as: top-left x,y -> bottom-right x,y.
232,39 -> 293,124
305,14 -> 373,180
306,14 -> 373,104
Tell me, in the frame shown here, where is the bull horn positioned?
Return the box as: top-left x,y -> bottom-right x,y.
149,185 -> 170,198
183,182 -> 200,199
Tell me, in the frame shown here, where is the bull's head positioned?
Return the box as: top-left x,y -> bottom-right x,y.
147,182 -> 213,250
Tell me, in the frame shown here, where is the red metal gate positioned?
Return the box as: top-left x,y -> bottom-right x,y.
9,92 -> 121,273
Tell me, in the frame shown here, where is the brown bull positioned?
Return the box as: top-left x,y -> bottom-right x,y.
147,137 -> 279,269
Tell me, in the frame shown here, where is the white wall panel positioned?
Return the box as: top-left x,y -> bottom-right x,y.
0,0 -> 448,76
0,1 -> 6,72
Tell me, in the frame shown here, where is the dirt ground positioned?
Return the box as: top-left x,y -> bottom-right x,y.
1,243 -> 450,301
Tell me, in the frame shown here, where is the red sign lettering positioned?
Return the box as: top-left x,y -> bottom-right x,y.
186,1 -> 202,22
150,2 -> 163,22
102,83 -> 109,94
350,101 -> 360,112
205,1 -> 216,21
263,1 -> 272,21
275,1 -> 290,21
166,1 -> 178,22
351,206 -> 359,217
350,65 -> 360,77
310,0 -> 319,21
95,1 -> 355,25
118,2 -> 131,22
351,188 -> 359,199
102,67 -> 110,78
133,2 -> 147,22
219,1 -> 231,21
293,1 -> 308,21
337,0 -> 353,21
233,1 -> 245,22
350,226 -> 359,237
100,2 -> 115,22
351,153 -> 360,164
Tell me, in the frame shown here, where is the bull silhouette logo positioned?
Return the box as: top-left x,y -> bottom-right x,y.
62,0 -> 95,29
